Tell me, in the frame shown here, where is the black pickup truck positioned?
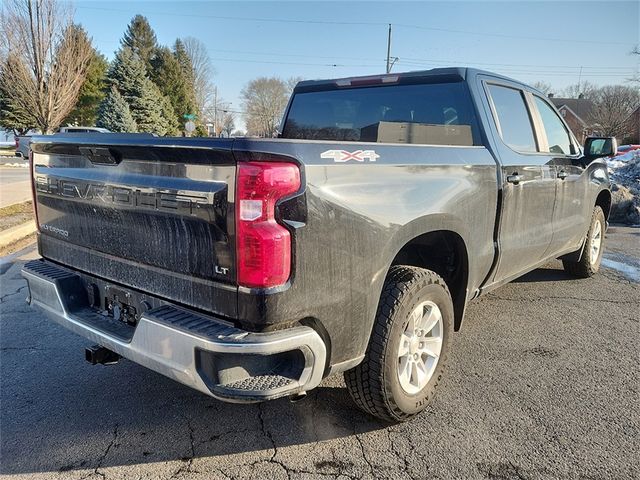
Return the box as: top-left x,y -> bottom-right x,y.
22,68 -> 615,421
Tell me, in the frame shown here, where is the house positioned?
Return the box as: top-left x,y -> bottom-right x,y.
549,95 -> 599,144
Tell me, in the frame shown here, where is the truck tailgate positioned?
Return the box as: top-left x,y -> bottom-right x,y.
30,135 -> 238,318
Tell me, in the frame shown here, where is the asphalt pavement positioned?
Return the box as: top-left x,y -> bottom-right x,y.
1,228 -> 638,480
0,167 -> 31,208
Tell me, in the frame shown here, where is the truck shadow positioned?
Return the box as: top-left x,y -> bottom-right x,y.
511,265 -> 576,283
0,359 -> 388,475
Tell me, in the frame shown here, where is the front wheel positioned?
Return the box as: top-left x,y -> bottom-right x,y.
563,205 -> 606,278
344,266 -> 453,422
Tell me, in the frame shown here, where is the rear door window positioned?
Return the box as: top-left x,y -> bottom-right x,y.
282,81 -> 481,146
487,84 -> 537,153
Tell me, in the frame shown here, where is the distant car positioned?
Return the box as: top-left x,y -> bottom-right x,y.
58,126 -> 111,133
15,136 -> 31,158
15,127 -> 111,158
616,144 -> 640,155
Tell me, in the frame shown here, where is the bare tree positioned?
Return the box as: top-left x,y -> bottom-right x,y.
560,81 -> 598,99
287,76 -> 304,93
0,0 -> 93,133
589,85 -> 640,138
629,45 -> 640,85
241,77 -> 289,137
221,110 -> 235,137
182,36 -> 216,121
531,81 -> 553,96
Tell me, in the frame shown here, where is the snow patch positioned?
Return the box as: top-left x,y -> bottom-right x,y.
605,147 -> 640,226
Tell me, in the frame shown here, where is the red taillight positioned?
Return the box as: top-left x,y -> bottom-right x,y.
29,150 -> 39,231
236,161 -> 300,288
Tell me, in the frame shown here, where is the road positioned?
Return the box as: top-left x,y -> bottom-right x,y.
0,167 -> 31,208
1,229 -> 638,480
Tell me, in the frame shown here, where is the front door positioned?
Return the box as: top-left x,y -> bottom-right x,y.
529,94 -> 590,254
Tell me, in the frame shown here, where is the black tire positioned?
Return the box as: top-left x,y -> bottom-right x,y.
562,206 -> 606,278
344,265 -> 453,422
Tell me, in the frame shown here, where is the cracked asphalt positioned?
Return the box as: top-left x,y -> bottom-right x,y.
1,228 -> 638,480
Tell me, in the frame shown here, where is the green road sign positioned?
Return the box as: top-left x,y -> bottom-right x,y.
183,114 -> 196,120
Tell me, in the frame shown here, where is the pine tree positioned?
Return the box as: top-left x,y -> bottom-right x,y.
131,77 -> 171,135
121,15 -> 157,72
0,56 -> 35,134
159,93 -> 180,136
96,87 -> 137,132
173,39 -> 197,120
65,51 -> 109,126
108,47 -> 168,135
149,44 -> 197,130
108,47 -> 147,97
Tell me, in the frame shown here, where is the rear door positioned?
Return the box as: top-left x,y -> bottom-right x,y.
482,80 -> 557,283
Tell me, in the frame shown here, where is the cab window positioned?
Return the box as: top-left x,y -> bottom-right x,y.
282,81 -> 481,146
533,96 -> 573,155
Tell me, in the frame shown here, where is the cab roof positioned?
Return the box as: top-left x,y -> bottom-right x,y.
293,67 -> 531,93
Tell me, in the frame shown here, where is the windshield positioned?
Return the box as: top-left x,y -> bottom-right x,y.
282,81 -> 481,146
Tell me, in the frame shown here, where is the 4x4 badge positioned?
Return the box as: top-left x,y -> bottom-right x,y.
321,149 -> 380,163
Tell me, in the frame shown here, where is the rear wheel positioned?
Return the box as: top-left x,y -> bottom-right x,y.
344,265 -> 453,422
563,206 -> 605,278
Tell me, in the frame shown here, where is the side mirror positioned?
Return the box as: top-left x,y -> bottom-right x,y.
584,136 -> 617,161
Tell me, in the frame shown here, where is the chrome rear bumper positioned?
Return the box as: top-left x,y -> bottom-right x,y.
22,259 -> 326,402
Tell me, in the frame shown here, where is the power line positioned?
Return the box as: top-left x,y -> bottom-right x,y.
76,6 -> 385,26
398,56 -> 637,70
76,5 -> 634,46
396,65 -> 634,77
92,40 -> 636,73
393,23 -> 632,46
208,57 -> 380,68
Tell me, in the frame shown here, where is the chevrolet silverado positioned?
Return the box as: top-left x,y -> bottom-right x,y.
22,68 -> 615,421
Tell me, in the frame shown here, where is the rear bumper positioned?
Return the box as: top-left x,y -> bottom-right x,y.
21,259 -> 326,402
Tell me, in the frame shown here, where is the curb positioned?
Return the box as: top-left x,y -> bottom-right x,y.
0,220 -> 36,246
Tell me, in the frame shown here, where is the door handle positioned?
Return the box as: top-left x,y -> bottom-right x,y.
506,173 -> 522,185
557,170 -> 569,180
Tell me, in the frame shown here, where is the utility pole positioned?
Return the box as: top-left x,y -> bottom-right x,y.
386,24 -> 392,74
213,87 -> 218,137
577,66 -> 583,96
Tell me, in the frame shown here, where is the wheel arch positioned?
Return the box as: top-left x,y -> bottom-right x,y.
374,215 -> 472,334
595,188 -> 612,222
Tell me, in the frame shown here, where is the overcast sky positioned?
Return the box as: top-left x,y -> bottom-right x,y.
73,0 -> 639,131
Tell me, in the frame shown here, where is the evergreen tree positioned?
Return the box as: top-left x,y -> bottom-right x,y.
65,51 -> 109,126
0,56 -> 35,134
132,77 -> 171,135
149,45 -> 197,129
107,47 -> 169,135
173,39 -> 198,124
121,15 -> 157,72
108,47 -> 141,96
159,93 -> 180,136
194,124 -> 209,137
96,87 -> 137,132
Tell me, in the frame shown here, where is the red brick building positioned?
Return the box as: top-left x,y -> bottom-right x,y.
624,106 -> 640,144
550,96 -> 598,144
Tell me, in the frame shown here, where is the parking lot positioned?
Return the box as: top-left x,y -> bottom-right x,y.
1,228 -> 638,480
